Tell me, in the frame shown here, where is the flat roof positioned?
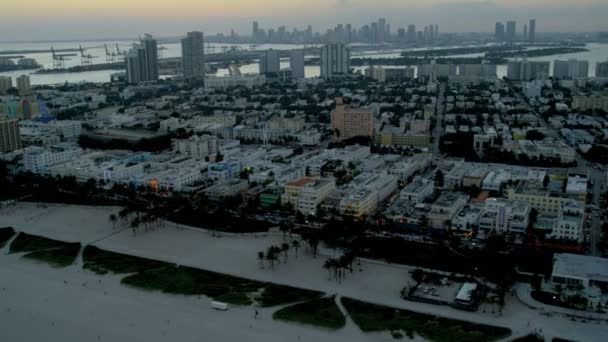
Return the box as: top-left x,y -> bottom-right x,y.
553,253 -> 608,283
456,282 -> 478,302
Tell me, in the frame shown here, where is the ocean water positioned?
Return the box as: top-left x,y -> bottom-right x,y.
0,40 -> 606,85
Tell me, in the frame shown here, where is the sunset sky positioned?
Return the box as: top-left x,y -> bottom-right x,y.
2,0 -> 607,41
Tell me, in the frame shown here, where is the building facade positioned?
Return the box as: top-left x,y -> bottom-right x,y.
181,31 -> 205,79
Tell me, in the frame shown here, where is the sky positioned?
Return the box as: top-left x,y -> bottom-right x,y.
2,0 -> 607,41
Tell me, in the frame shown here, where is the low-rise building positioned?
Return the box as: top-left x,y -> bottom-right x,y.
478,198 -> 530,234
400,177 -> 434,204
428,192 -> 469,229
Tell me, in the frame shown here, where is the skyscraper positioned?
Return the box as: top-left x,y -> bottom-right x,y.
252,21 -> 259,38
553,59 -> 589,79
495,22 -> 505,42
596,61 -> 608,78
142,34 -> 159,81
378,18 -> 386,42
0,76 -> 13,95
289,49 -> 305,79
506,21 -> 516,42
523,24 -> 528,41
0,119 -> 21,153
125,34 -> 159,84
407,25 -> 416,43
529,19 -> 536,42
320,44 -> 350,79
181,31 -> 205,79
16,75 -> 31,96
259,49 -> 280,75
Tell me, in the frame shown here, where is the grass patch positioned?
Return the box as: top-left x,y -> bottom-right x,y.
273,297 -> 346,330
0,227 -> 16,249
9,232 -> 71,254
342,297 -> 511,342
82,245 -> 171,274
23,243 -> 81,268
121,265 -> 263,305
256,284 -> 324,307
8,232 -> 80,268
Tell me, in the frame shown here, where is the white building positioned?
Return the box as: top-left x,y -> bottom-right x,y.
174,135 -> 218,160
553,59 -> 589,79
297,178 -> 337,215
23,144 -> 82,175
320,44 -> 350,79
478,198 -> 530,234
546,200 -> 585,242
428,192 -> 469,229
400,177 -> 434,204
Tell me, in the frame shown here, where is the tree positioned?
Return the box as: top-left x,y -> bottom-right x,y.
291,240 -> 301,258
525,130 -> 545,141
323,259 -> 333,280
109,214 -> 118,229
281,243 -> 290,263
257,251 -> 265,269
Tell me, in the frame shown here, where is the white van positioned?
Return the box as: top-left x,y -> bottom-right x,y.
210,301 -> 229,311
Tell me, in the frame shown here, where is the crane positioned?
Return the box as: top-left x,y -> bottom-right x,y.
79,45 -> 98,66
51,46 -> 72,70
104,44 -> 116,63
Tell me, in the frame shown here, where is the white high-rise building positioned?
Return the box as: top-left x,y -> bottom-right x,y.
289,49 -> 305,79
0,76 -> 12,95
259,49 -> 280,75
553,59 -> 589,79
181,31 -> 205,79
320,44 -> 350,79
16,75 -> 31,96
126,34 -> 159,83
507,60 -> 550,80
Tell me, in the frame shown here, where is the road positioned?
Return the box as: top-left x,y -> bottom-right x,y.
432,82 -> 447,156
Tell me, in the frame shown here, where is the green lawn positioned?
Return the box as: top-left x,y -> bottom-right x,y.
9,232 -> 72,253
0,227 -> 16,249
121,265 -> 264,305
342,297 -> 511,342
23,243 -> 81,268
82,245 -> 171,274
9,232 -> 81,268
256,284 -> 324,307
273,297 -> 346,330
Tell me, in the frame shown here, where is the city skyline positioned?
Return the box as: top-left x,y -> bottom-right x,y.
2,1 -> 607,41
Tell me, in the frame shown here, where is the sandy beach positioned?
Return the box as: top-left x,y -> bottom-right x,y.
1,202 -> 607,342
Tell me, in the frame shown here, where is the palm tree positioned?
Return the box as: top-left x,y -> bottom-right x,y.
279,222 -> 289,240
291,240 -> 301,258
323,259 -> 333,280
281,243 -> 290,263
257,251 -> 265,269
109,214 -> 118,229
130,217 -> 140,236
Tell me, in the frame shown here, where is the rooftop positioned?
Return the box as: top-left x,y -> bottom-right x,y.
553,253 -> 608,283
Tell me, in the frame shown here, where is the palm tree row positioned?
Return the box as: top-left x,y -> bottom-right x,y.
257,239 -> 303,269
108,202 -> 167,235
322,251 -> 356,282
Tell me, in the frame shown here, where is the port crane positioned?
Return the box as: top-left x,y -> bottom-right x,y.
79,45 -> 98,66
51,47 -> 73,70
